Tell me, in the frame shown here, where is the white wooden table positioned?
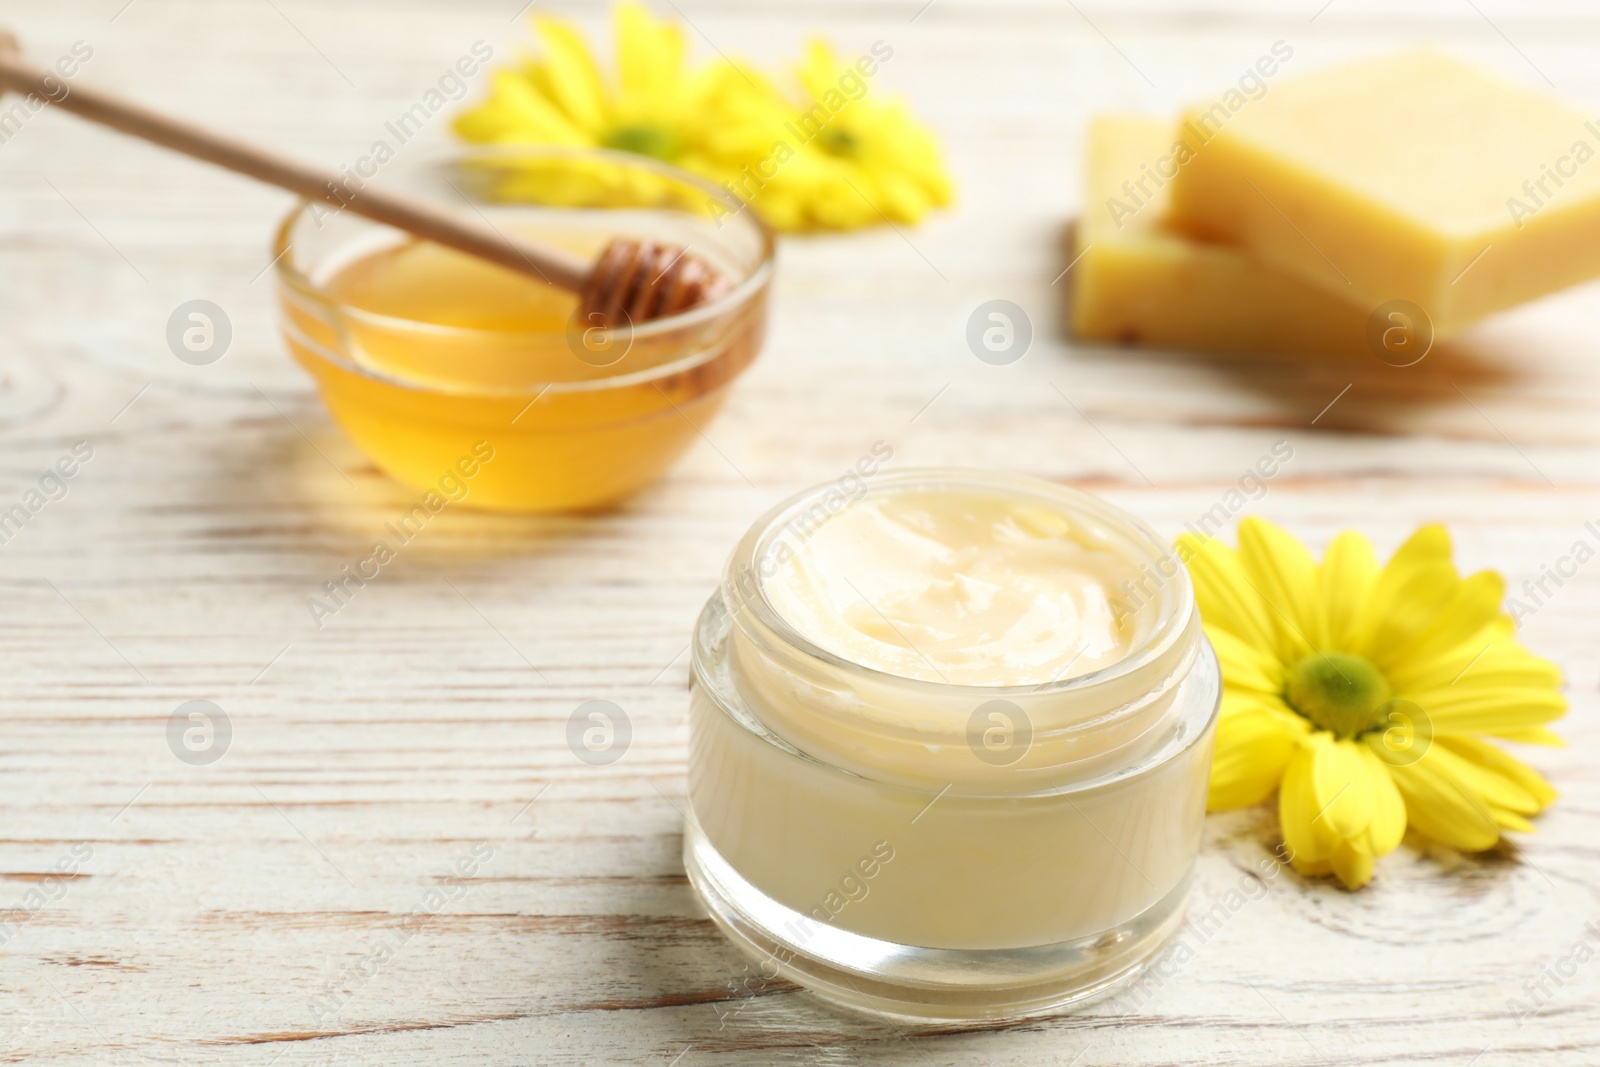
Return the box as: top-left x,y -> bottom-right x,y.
2,1 -> 1598,1062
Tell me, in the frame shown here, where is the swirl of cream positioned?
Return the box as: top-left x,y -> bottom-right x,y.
764,491 -> 1141,687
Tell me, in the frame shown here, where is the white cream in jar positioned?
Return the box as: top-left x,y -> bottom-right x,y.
762,489 -> 1137,686
685,469 -> 1218,1021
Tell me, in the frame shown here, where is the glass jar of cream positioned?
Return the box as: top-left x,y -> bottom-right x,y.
686,468 -> 1219,1021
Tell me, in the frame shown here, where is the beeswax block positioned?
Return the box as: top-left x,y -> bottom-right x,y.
1072,115 -> 1377,358
1167,50 -> 1600,338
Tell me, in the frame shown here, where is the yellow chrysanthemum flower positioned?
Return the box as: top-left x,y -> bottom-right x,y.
454,4 -> 756,184
1180,518 -> 1564,890
452,5 -> 951,232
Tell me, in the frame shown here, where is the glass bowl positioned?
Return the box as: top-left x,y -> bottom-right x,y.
272,146 -> 774,512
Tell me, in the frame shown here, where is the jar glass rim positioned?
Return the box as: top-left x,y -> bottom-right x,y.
694,589 -> 1221,796
721,466 -> 1195,700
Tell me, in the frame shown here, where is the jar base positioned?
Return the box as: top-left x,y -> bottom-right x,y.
684,813 -> 1191,1025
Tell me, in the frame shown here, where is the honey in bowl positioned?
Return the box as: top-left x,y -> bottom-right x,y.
273,148 -> 773,513
332,239 -> 576,366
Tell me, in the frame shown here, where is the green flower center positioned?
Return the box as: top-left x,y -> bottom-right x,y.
602,123 -> 683,162
1285,652 -> 1392,739
815,126 -> 861,159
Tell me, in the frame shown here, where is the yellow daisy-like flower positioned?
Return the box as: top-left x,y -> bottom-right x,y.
453,5 -> 952,232
1180,518 -> 1564,890
769,40 -> 954,230
454,4 -> 756,195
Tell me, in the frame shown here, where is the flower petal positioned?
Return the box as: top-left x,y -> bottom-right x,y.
1435,735 -> 1557,810
533,15 -> 608,131
1280,734 -> 1375,865
1330,839 -> 1375,890
1376,570 -> 1506,672
455,70 -> 592,145
1488,807 -> 1537,834
1398,686 -> 1566,734
1208,627 -> 1287,695
1349,524 -> 1455,655
873,167 -> 935,224
1279,741 -> 1331,864
1384,751 -> 1502,851
1491,727 -> 1565,746
1208,693 -> 1307,811
1385,621 -> 1559,692
798,40 -> 845,102
1383,523 -> 1454,577
1319,530 -> 1378,651
1237,517 -> 1324,661
616,1 -> 685,118
1356,743 -> 1406,857
1311,737 -> 1377,842
1177,535 -> 1275,651
1356,561 -> 1459,660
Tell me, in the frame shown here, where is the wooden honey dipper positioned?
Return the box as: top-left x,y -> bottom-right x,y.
0,32 -> 725,326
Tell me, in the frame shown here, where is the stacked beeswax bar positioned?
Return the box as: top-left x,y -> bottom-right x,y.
1074,51 -> 1600,354
1072,115 -> 1371,357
